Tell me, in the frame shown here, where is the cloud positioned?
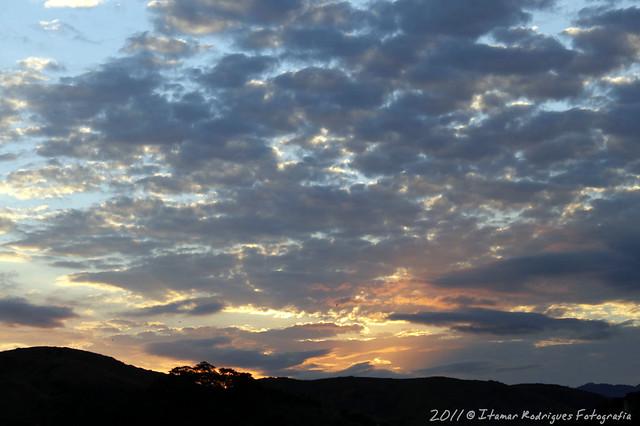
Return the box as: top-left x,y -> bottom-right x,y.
94,321 -> 362,375
577,6 -> 640,34
69,252 -> 238,296
390,308 -> 617,339
392,0 -> 554,39
3,0 -> 640,385
18,57 -> 64,73
433,251 -> 639,291
122,32 -> 206,59
150,0 -> 308,34
0,297 -> 76,328
0,273 -> 17,291
432,190 -> 640,299
124,297 -> 225,317
0,97 -> 20,140
564,7 -> 640,75
437,295 -> 498,307
146,337 -> 328,372
0,217 -> 14,234
260,323 -> 363,341
195,54 -> 277,88
39,19 -> 64,32
407,327 -> 640,385
44,0 -> 103,8
0,153 -> 18,162
38,19 -> 94,43
0,163 -> 104,199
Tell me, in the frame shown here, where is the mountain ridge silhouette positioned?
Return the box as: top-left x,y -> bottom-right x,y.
0,346 -> 636,425
577,383 -> 640,399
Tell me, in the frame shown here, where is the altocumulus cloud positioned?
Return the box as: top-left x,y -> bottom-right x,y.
5,0 -> 640,313
1,0 -> 640,384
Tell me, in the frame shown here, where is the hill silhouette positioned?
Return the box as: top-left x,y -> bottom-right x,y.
0,347 -> 635,425
577,383 -> 640,398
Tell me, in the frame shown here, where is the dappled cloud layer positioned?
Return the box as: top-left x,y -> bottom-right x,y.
1,0 -> 640,385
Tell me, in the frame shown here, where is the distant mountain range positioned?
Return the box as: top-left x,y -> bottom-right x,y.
577,383 -> 640,399
0,347 -> 637,425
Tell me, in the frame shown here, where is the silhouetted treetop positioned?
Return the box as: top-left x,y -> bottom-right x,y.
169,361 -> 253,389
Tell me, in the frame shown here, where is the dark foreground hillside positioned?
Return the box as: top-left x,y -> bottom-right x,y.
261,377 -> 630,425
0,347 -> 364,426
0,347 -> 635,425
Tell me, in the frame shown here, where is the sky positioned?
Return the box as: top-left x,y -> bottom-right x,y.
0,0 -> 639,386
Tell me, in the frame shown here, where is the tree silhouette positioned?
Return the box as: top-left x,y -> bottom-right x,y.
169,361 -> 253,390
